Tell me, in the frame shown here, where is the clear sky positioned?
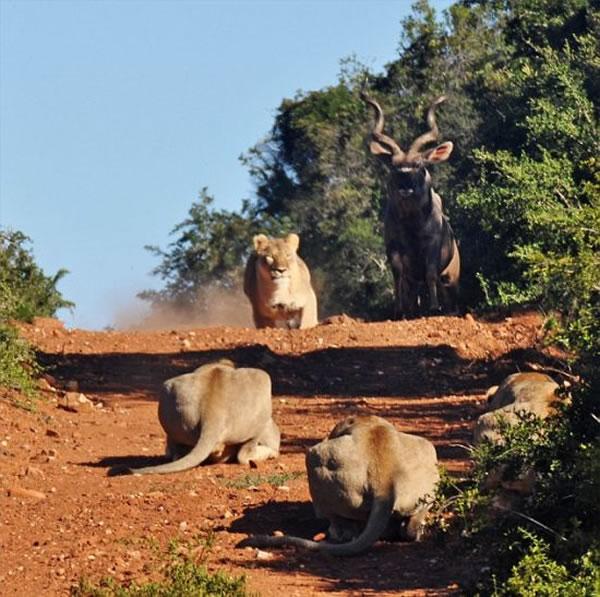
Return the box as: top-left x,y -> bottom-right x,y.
1,0 -> 453,330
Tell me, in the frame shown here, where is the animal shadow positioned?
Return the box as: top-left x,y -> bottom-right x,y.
229,500 -> 324,541
82,454 -> 170,476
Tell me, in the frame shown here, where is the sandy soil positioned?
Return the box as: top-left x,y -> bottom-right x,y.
1,312 -> 557,596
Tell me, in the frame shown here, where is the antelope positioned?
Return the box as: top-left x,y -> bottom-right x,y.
362,92 -> 460,318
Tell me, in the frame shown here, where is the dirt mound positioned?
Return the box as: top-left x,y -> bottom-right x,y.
1,312 -> 559,595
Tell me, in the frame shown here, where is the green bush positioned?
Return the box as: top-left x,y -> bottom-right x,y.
437,380 -> 600,593
72,561 -> 248,597
72,533 -> 249,597
493,531 -> 600,596
0,229 -> 73,321
0,228 -> 73,405
0,322 -> 39,408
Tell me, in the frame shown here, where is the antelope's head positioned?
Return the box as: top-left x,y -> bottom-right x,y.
361,92 -> 453,201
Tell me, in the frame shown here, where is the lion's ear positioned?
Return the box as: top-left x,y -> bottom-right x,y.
253,234 -> 270,252
286,233 -> 300,253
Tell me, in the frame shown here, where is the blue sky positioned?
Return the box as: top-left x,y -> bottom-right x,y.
1,0 -> 453,329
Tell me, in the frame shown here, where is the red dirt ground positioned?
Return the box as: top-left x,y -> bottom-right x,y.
1,312 -> 560,595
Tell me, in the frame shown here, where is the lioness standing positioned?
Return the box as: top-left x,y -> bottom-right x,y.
244,233 -> 318,329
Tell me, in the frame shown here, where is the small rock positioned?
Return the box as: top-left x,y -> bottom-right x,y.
222,510 -> 234,519
46,429 -> 60,438
464,313 -> 476,325
181,339 -> 192,350
273,530 -> 284,537
276,485 -> 290,492
25,466 -> 45,480
255,549 -> 274,561
77,393 -> 92,404
146,491 -> 164,498
7,486 -> 47,500
38,378 -> 57,393
65,391 -> 93,409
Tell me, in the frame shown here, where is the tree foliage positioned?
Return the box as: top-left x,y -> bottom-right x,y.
0,229 -> 73,322
0,228 -> 73,404
138,189 -> 289,315
142,0 -> 599,589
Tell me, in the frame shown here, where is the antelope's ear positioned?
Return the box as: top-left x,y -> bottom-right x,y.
369,140 -> 393,156
423,141 -> 453,163
253,234 -> 270,253
286,233 -> 300,253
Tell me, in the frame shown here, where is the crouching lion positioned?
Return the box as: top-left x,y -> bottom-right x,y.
127,360 -> 280,475
239,415 -> 439,556
474,372 -> 561,445
244,233 -> 318,329
474,372 -> 564,498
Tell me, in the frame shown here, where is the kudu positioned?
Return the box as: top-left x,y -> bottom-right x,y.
362,92 -> 460,318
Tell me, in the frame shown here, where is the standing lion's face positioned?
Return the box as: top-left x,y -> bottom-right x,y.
253,234 -> 300,282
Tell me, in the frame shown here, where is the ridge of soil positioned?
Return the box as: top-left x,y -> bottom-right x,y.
1,312 -> 557,596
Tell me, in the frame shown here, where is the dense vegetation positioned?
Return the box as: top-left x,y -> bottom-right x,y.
0,229 -> 73,405
143,0 -> 599,591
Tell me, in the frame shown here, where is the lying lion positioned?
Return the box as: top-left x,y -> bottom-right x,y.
474,371 -> 565,498
474,372 -> 561,445
126,360 -> 280,475
240,415 -> 439,555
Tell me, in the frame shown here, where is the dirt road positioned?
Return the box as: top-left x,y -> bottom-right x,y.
1,312 -> 551,595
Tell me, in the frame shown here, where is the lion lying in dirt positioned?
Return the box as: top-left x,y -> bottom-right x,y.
240,415 -> 439,555
127,360 -> 280,475
474,372 -> 561,445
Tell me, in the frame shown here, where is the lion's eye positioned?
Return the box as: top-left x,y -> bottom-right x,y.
265,256 -> 274,266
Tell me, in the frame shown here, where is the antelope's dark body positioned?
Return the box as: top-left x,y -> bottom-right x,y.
384,172 -> 459,317
362,92 -> 460,318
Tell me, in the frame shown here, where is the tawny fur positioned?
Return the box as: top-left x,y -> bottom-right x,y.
474,372 -> 564,497
474,372 -> 561,445
239,415 -> 439,556
127,360 -> 280,475
243,233 -> 318,329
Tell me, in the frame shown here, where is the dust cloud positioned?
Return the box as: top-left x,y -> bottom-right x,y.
113,285 -> 253,330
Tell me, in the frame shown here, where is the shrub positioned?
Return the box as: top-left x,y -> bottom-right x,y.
71,561 -> 248,597
0,229 -> 73,321
0,228 -> 72,406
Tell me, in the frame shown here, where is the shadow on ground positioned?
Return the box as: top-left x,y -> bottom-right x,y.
229,500 -> 471,594
37,344 -> 556,402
